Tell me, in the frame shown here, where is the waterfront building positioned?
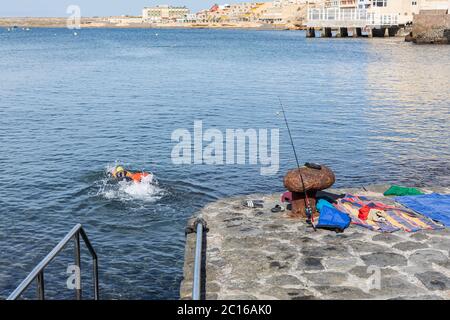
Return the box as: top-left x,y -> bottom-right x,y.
203,4 -> 227,22
366,0 -> 449,22
306,0 -> 449,38
259,3 -> 283,23
250,2 -> 276,21
368,1 -> 419,24
196,3 -> 231,22
142,5 -> 190,23
195,2 -> 269,23
192,1 -> 316,24
309,0 -> 449,27
226,3 -> 265,22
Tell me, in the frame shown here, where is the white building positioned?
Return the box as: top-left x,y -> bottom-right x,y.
227,2 -> 260,21
142,5 -> 190,23
308,0 -> 449,27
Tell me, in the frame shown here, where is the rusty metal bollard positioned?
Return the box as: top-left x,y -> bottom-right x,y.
283,165 -> 335,218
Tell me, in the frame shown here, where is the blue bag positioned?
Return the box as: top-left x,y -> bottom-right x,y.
316,206 -> 351,233
316,199 -> 335,212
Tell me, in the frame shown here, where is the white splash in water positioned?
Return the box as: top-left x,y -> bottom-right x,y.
96,164 -> 165,203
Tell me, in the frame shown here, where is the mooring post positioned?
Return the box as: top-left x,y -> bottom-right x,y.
283,165 -> 335,218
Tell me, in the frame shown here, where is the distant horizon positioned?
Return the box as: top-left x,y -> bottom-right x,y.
0,1 -> 271,18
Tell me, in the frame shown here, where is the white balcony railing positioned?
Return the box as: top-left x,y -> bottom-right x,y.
307,8 -> 399,27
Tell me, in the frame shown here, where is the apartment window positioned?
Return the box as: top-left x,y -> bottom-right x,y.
412,1 -> 417,5
372,0 -> 387,7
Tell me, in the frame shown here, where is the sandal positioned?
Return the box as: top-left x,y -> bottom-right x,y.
271,205 -> 285,213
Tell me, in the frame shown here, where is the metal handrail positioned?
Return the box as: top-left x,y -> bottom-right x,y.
191,218 -> 207,300
7,224 -> 99,300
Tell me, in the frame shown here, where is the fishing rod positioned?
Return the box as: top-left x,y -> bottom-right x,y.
278,98 -> 318,230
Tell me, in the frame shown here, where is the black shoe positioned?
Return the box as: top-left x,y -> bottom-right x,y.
271,205 -> 285,213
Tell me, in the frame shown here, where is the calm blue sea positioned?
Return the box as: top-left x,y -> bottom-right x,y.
0,28 -> 449,299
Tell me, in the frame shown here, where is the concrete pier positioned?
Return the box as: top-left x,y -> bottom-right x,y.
180,185 -> 450,300
305,26 -> 403,39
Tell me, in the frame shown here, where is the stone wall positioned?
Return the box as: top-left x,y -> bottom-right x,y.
412,10 -> 450,44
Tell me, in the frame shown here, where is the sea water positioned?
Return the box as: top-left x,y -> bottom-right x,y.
0,28 -> 449,299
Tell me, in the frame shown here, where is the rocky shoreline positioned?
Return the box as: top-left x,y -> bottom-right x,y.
180,185 -> 450,300
0,18 -> 294,30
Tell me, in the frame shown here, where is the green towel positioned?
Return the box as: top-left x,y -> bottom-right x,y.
383,185 -> 423,197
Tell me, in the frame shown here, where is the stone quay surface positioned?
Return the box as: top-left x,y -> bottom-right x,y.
180,185 -> 450,300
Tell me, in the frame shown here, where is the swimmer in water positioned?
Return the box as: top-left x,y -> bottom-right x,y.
111,166 -> 152,183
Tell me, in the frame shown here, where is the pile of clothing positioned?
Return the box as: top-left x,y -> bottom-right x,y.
281,184 -> 448,233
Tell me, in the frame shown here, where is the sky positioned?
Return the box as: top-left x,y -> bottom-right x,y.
0,0 -> 266,17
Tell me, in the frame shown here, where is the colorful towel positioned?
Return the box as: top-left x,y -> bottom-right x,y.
334,194 -> 444,233
394,194 -> 450,227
